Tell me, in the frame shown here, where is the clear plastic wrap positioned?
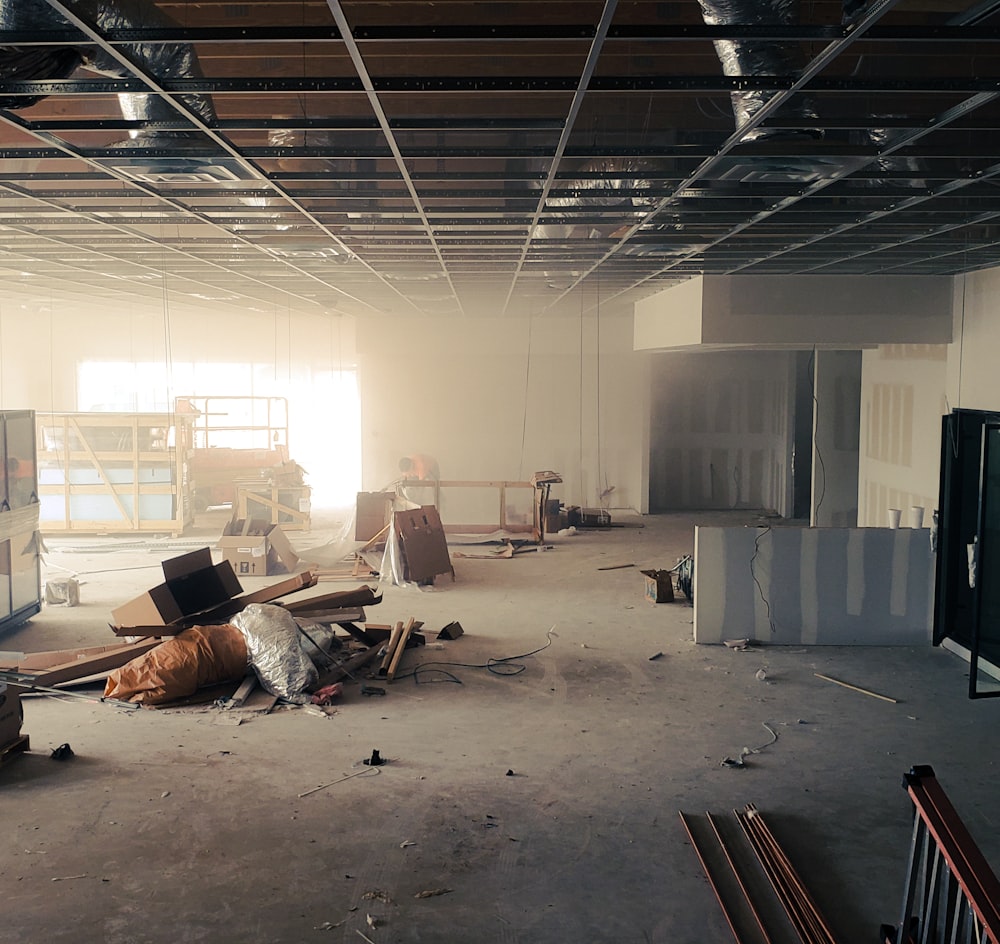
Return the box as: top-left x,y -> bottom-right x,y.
232,603 -> 317,703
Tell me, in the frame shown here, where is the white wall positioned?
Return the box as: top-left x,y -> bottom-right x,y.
648,350 -> 796,515
857,344 -> 948,528
356,309 -> 650,514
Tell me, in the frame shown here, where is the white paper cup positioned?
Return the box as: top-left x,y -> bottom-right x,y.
909,505 -> 924,529
888,508 -> 902,529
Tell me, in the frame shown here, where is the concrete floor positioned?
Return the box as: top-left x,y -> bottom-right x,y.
2,510 -> 999,944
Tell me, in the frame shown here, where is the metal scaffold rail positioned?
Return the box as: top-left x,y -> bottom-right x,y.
884,766 -> 1000,944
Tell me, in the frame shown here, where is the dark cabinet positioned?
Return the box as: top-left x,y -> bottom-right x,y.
0,410 -> 41,633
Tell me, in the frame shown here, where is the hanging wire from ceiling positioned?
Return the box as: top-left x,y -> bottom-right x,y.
579,285 -> 586,503
517,308 -> 535,483
159,222 -> 175,416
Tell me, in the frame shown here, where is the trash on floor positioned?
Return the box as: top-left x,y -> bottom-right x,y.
44,577 -> 80,607
104,624 -> 249,705
640,568 -> 675,603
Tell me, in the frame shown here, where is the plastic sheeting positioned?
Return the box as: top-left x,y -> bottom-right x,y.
232,603 -> 318,703
104,624 -> 248,705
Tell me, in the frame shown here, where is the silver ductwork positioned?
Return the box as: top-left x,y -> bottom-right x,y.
696,0 -> 819,141
0,0 -> 215,128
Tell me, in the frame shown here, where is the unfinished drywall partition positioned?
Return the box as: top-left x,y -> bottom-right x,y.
857,344 -> 946,528
812,350 -> 861,527
648,350 -> 796,516
356,310 -> 649,515
634,274 -> 953,351
693,525 -> 934,645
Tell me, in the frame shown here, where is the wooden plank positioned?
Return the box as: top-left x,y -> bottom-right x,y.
332,619 -> 377,647
281,585 -> 380,614
14,645 -> 131,673
377,621 -> 404,678
387,617 -> 416,681
312,643 -> 382,690
20,639 -> 162,687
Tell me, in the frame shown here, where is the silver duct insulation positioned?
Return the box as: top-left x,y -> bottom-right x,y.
696,0 -> 818,141
546,160 -> 658,210
0,0 -> 215,127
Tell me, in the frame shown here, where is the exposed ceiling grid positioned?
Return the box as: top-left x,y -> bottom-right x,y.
0,0 -> 994,317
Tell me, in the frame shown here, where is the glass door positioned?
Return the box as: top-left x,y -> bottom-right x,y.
970,423 -> 1000,696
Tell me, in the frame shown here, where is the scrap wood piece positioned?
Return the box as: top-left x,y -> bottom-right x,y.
17,639 -> 162,688
814,673 -> 898,704
364,623 -> 425,647
14,644 -> 141,673
452,543 -> 514,559
220,673 -> 257,710
597,563 -> 635,571
282,585 -> 381,615
312,643 -> 382,689
387,618 -> 416,680
378,622 -> 405,678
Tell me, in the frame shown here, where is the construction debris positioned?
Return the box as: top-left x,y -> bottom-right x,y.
814,672 -> 899,704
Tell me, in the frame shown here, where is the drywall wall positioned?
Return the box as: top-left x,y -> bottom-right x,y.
946,269 -> 1000,412
812,350 -> 860,527
634,275 -> 953,351
857,344 -> 946,528
693,525 -> 934,645
356,309 -> 650,515
648,351 -> 797,515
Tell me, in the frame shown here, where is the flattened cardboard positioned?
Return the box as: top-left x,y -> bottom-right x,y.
394,506 -> 454,583
217,518 -> 300,577
111,547 -> 242,631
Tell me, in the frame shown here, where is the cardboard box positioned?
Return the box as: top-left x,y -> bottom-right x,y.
0,681 -> 22,746
356,491 -> 394,541
111,547 -> 243,631
640,569 -> 675,603
217,518 -> 299,577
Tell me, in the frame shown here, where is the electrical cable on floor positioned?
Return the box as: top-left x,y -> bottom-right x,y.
720,721 -> 780,769
394,627 -> 558,685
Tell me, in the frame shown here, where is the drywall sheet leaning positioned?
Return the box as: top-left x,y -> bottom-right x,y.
693,526 -> 934,645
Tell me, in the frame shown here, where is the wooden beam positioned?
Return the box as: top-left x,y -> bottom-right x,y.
377,621 -> 404,678
387,618 -> 416,681
16,639 -> 162,688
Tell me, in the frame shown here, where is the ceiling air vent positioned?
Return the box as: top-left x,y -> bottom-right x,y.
110,162 -> 243,184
